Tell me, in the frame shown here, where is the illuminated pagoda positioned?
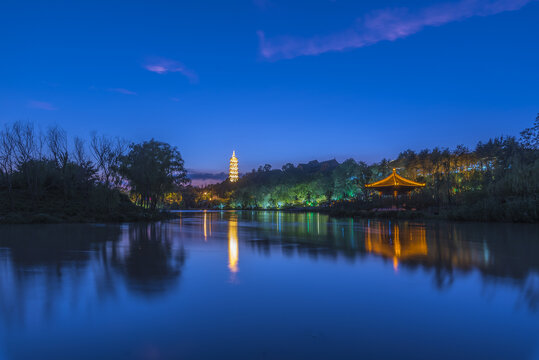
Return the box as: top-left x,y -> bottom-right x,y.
229,151 -> 239,183
365,168 -> 425,198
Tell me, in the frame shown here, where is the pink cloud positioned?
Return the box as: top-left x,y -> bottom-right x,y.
259,0 -> 536,60
108,88 -> 137,95
144,58 -> 198,83
28,101 -> 57,111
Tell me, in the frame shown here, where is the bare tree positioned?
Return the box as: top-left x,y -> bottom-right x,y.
47,126 -> 69,168
90,133 -> 127,188
0,125 -> 16,207
11,122 -> 42,198
73,136 -> 87,166
11,121 -> 38,165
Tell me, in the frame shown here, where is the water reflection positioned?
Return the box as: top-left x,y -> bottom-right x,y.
0,224 -> 123,329
365,221 -> 428,272
113,223 -> 186,296
228,213 -> 239,275
236,211 -> 539,308
204,211 -> 207,240
0,222 -> 186,328
0,212 -> 538,359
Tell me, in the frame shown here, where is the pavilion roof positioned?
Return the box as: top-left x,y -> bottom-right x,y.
365,169 -> 425,190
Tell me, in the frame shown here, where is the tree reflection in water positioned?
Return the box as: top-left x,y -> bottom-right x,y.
0,224 -> 123,327
0,212 -> 538,360
0,222 -> 186,328
0,212 -> 537,325
113,223 -> 186,296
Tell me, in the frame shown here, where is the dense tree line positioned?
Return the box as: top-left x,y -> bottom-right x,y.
0,121 -> 188,223
197,115 -> 539,222
202,159 -> 370,208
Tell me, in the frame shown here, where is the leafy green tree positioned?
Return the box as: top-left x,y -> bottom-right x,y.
120,139 -> 189,209
332,159 -> 365,200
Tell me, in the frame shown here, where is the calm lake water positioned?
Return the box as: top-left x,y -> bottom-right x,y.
0,211 -> 538,360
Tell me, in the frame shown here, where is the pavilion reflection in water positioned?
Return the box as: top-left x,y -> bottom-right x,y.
365,221 -> 427,272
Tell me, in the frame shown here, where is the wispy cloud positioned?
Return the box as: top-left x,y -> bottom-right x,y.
258,0 -> 535,60
144,58 -> 198,83
108,88 -> 137,95
188,170 -> 228,186
188,171 -> 228,180
28,101 -> 57,111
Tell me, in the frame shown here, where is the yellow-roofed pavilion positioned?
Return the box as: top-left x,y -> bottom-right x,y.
365,168 -> 425,198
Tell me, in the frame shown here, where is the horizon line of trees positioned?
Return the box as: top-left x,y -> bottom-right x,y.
1,114 -> 537,222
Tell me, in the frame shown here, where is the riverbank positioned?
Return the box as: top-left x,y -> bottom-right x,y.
3,200 -> 536,224
0,209 -> 176,224
185,197 -> 539,223
310,197 -> 538,223
0,192 -> 177,224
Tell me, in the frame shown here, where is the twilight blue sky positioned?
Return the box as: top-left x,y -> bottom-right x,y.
1,0 -> 538,174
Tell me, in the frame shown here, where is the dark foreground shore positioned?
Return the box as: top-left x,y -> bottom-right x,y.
0,193 -> 177,224
0,209 -> 176,224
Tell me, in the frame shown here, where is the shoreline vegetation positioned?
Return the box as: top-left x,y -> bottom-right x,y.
0,122 -> 188,224
183,114 -> 539,224
1,115 -> 538,224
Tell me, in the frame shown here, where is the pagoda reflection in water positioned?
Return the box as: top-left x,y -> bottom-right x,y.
228,213 -> 239,274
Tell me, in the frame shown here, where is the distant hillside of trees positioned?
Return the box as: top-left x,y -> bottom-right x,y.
191,114 -> 539,223
0,122 -> 188,223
